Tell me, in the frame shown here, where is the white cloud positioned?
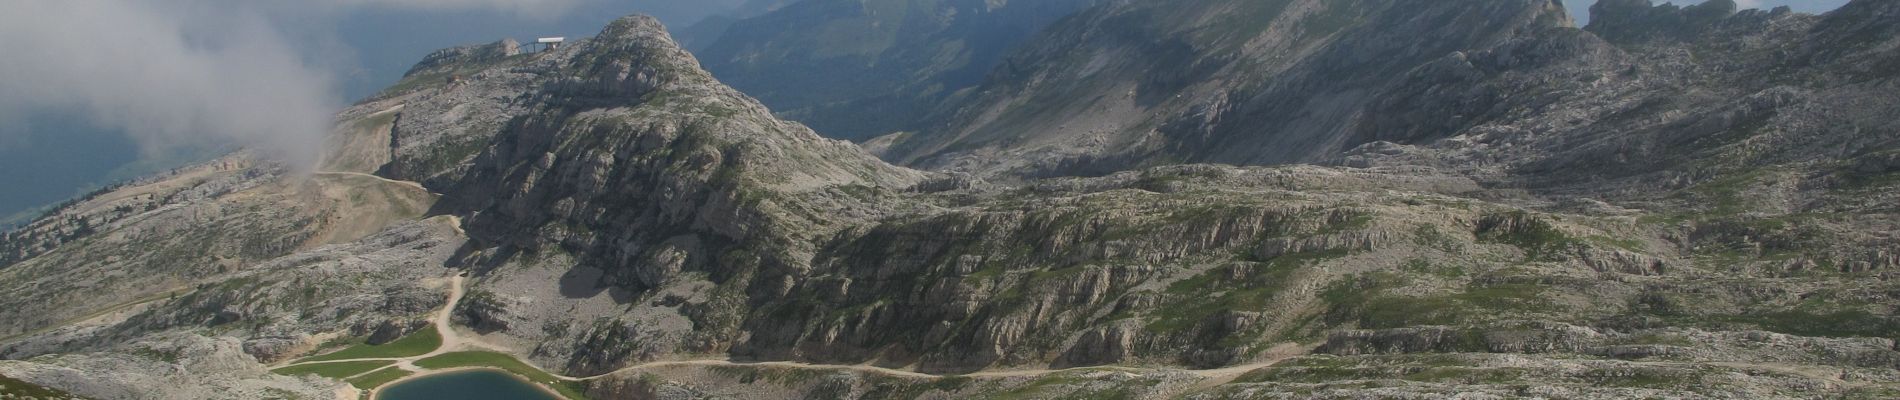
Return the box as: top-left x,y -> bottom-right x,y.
0,1 -> 337,168
0,0 -> 587,170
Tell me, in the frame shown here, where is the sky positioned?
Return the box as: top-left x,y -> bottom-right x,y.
0,0 -> 1862,228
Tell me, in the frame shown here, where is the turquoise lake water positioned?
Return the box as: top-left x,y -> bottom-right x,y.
377,369 -> 558,400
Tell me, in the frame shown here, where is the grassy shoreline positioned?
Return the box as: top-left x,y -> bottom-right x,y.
412,351 -> 588,399
369,366 -> 581,400
294,327 -> 442,363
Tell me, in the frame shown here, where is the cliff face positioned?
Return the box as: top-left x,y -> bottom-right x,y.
438,16 -> 925,297
403,16 -> 932,375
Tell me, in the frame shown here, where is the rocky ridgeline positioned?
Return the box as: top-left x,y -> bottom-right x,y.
352,39 -> 549,186
0,159 -> 438,343
0,158 -> 264,269
0,218 -> 464,400
402,39 -> 521,78
0,158 -> 295,339
0,334 -> 335,399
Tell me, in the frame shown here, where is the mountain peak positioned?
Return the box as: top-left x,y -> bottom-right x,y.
592,14 -> 692,64
419,12 -> 927,285
550,14 -> 712,103
602,14 -> 668,36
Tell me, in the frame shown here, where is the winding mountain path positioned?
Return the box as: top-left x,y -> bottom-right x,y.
311,171 -> 432,194
548,354 -> 1302,382
283,260 -> 1303,392
277,274 -> 502,369
277,173 -> 1307,396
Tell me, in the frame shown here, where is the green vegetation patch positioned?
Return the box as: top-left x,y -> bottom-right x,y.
1476,211 -> 1581,261
855,375 -> 973,400
1411,224 -> 1465,253
399,135 -> 492,182
347,367 -> 413,390
1234,356 -> 1405,383
413,351 -> 588,400
1617,333 -> 1695,347
1400,366 -> 1528,384
1835,164 -> 1900,191
707,366 -> 968,399
1680,214 -> 1835,263
1586,235 -> 1647,252
296,326 -> 442,363
1241,364 -> 1527,385
271,360 -> 397,379
1716,309 -> 1900,340
1687,169 -> 1767,216
708,365 -> 833,386
0,374 -> 80,399
1401,258 -> 1466,278
1238,355 -> 1526,385
1584,367 -> 1703,389
1842,387 -> 1900,400
1147,249 -> 1347,334
373,52 -> 527,98
1321,271 -> 1554,329
993,372 -> 1143,400
1625,286 -> 1900,340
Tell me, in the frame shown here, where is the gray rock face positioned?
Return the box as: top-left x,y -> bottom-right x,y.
410,15 -> 928,376
439,15 -> 927,283
0,158 -> 266,269
0,217 -> 464,398
0,334 -> 338,400
0,158 -> 436,342
3,217 -> 463,358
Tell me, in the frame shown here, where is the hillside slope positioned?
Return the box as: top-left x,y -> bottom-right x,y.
885,0 -> 1900,200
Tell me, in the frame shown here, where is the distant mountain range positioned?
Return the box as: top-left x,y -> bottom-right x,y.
2,1 -> 1897,399
693,0 -> 1104,141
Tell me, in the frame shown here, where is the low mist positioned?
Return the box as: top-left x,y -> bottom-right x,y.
0,0 -> 594,171
0,1 -> 336,169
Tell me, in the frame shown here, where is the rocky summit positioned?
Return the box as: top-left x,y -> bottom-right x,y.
2,1 -> 1898,399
